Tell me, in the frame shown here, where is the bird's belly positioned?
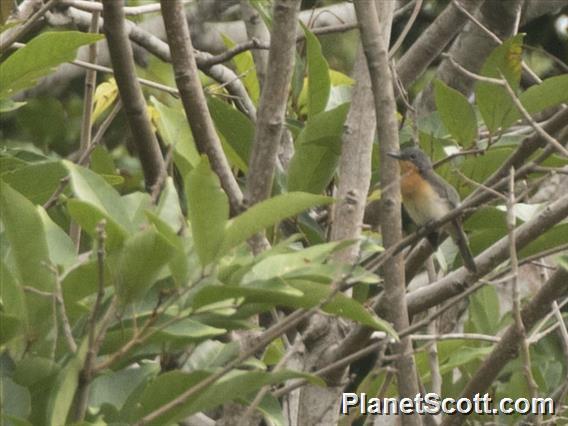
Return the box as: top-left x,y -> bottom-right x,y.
403,188 -> 449,225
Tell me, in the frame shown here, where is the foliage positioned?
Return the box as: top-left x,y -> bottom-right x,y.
1,8 -> 567,426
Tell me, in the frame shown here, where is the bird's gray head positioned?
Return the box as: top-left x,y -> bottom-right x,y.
387,146 -> 432,172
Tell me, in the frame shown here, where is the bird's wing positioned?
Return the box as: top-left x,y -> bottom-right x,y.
427,171 -> 461,208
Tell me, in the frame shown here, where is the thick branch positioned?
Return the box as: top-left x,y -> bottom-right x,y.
406,193 -> 568,315
101,0 -> 164,191
441,267 -> 568,426
417,0 -> 524,113
46,6 -> 257,121
396,0 -> 484,90
355,2 -> 422,424
0,0 -> 58,53
160,0 -> 243,214
246,0 -> 300,205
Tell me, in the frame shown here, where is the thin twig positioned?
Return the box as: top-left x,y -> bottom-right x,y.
454,169 -> 508,201
238,336 -> 303,426
444,54 -> 568,157
11,43 -> 181,97
443,53 -> 505,85
439,268 -> 568,426
70,9 -> 100,250
71,220 -> 107,422
425,258 -> 442,398
61,0 -> 191,16
388,0 -> 423,59
51,265 -> 78,353
23,286 -> 53,298
500,75 -> 568,157
451,0 -> 542,84
528,297 -> 568,343
199,37 -> 267,68
42,101 -> 122,210
0,0 -> 59,53
411,333 -> 500,343
135,267 -> 357,425
507,167 -> 541,423
552,301 -> 568,362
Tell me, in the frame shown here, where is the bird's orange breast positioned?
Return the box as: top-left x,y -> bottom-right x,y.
399,160 -> 428,201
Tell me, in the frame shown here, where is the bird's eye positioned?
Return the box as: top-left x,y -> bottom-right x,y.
410,153 -> 416,159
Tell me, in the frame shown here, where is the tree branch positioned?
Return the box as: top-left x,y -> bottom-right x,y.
396,0 -> 484,91
46,6 -> 257,121
355,2 -> 422,425
417,0 -> 524,113
406,193 -> 568,316
440,267 -> 568,426
101,0 -> 165,191
160,0 -> 244,215
0,0 -> 58,53
246,0 -> 300,206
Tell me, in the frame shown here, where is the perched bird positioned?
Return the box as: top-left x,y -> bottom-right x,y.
387,146 -> 477,272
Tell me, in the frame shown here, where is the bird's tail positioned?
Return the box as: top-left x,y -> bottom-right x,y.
449,220 -> 477,273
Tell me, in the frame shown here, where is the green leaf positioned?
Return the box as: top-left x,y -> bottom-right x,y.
194,278 -> 397,337
193,279 -> 303,310
61,260 -> 114,321
0,31 -> 104,99
221,192 -> 333,254
434,80 -> 477,146
289,280 -> 397,336
475,34 -> 524,133
558,255 -> 568,271
502,74 -> 568,128
519,223 -> 568,260
136,369 -> 323,425
146,210 -> 193,286
99,318 -> 226,357
185,156 -> 229,266
303,24 -> 331,117
221,34 -> 260,104
1,161 -> 67,205
186,341 -> 240,371
17,97 -> 66,150
0,182 -> 54,330
465,285 -> 500,334
0,313 -> 22,345
67,199 -> 129,251
0,98 -> 26,112
0,153 -> 28,174
155,177 -> 184,231
440,147 -> 513,199
90,363 -> 160,412
0,377 -> 31,421
90,145 -> 117,176
111,228 -> 176,302
0,261 -> 28,337
64,161 -> 133,232
208,96 -> 254,171
151,97 -> 199,177
37,208 -> 76,269
242,241 -> 349,283
240,393 -> 285,426
46,339 -> 89,426
65,161 -> 134,249
287,103 -> 349,193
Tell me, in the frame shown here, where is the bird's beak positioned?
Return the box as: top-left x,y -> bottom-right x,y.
387,151 -> 402,160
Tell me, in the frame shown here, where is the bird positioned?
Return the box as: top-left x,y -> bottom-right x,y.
387,146 -> 477,272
